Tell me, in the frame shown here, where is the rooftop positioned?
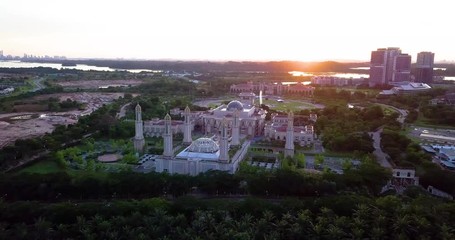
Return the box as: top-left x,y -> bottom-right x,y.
187,137 -> 219,153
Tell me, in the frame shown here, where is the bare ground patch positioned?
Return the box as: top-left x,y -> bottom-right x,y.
55,79 -> 144,89
0,92 -> 126,148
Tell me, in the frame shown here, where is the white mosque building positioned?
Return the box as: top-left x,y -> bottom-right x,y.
142,92 -> 266,139
132,93 -> 316,175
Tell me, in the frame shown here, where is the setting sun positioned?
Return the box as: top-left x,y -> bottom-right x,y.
1,0 -> 454,61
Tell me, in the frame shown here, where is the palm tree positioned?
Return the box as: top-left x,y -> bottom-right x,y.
13,222 -> 28,239
326,224 -> 346,239
393,214 -> 415,237
370,227 -> 386,240
34,217 -> 54,239
440,224 -> 455,240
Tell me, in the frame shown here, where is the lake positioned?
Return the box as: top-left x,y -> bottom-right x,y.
290,70 -> 454,81
0,60 -> 161,73
289,71 -> 368,79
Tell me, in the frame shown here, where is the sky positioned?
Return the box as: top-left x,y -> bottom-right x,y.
1,0 -> 454,62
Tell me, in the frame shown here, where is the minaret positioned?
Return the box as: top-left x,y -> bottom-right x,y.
284,111 -> 295,157
133,104 -> 145,153
219,118 -> 229,162
183,106 -> 192,145
163,114 -> 173,158
231,109 -> 240,146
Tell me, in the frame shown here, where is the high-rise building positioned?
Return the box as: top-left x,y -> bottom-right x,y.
369,47 -> 411,86
385,48 -> 402,83
0,50 -> 3,58
392,54 -> 411,82
369,48 -> 387,86
415,52 -> 435,83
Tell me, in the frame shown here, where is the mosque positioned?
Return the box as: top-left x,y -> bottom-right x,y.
132,93 -> 315,175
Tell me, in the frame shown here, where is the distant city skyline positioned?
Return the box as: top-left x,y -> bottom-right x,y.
1,0 -> 454,62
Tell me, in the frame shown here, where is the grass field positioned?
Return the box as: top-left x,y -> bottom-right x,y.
414,112 -> 455,130
19,160 -> 62,174
263,99 -> 320,111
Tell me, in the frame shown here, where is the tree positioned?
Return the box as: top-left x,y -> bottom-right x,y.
315,154 -> 324,167
86,159 -> 96,172
122,153 -> 138,164
342,158 -> 353,171
295,153 -> 306,168
55,151 -> 69,169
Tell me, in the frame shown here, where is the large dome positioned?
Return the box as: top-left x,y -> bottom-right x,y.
226,100 -> 244,111
188,138 -> 219,153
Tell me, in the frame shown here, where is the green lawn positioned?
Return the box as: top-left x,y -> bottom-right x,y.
414,112 -> 455,130
263,99 -> 318,111
19,160 -> 62,174
373,103 -> 399,116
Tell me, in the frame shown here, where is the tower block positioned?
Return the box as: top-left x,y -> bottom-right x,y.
231,109 -> 240,146
163,114 -> 174,158
284,111 -> 295,157
219,118 -> 230,163
183,106 -> 192,145
133,104 -> 145,153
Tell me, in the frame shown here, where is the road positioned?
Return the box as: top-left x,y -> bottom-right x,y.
31,77 -> 45,92
392,107 -> 408,124
375,103 -> 408,124
371,128 -> 393,168
369,103 -> 408,168
116,102 -> 131,119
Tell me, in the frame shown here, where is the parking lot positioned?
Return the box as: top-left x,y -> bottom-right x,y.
409,126 -> 455,145
135,154 -> 158,173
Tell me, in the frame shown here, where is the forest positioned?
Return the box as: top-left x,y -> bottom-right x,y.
1,189 -> 455,239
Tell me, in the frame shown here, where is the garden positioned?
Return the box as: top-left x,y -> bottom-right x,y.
54,138 -> 138,172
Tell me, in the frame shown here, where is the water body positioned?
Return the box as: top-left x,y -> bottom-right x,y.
289,71 -> 368,79
351,67 -> 450,71
350,67 -> 370,70
0,60 -> 161,73
290,70 -> 454,81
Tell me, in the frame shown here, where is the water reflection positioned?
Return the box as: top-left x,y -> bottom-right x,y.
289,71 -> 368,79
0,60 -> 161,73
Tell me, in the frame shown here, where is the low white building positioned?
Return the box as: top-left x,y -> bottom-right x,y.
380,82 -> 431,96
264,113 -> 315,146
0,87 -> 14,95
311,76 -> 365,86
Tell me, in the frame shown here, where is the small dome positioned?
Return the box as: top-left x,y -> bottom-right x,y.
188,138 -> 219,153
226,100 -> 244,111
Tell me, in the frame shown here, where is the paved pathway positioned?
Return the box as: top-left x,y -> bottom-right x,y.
31,77 -> 45,92
116,102 -> 131,119
371,128 -> 392,168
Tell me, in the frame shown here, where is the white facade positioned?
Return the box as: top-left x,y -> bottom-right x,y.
154,138 -> 250,176
284,111 -> 295,157
134,93 -> 316,176
163,114 -> 173,158
133,104 -> 145,153
264,114 -> 315,147
230,81 -> 314,96
202,95 -> 266,137
183,106 -> 192,144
